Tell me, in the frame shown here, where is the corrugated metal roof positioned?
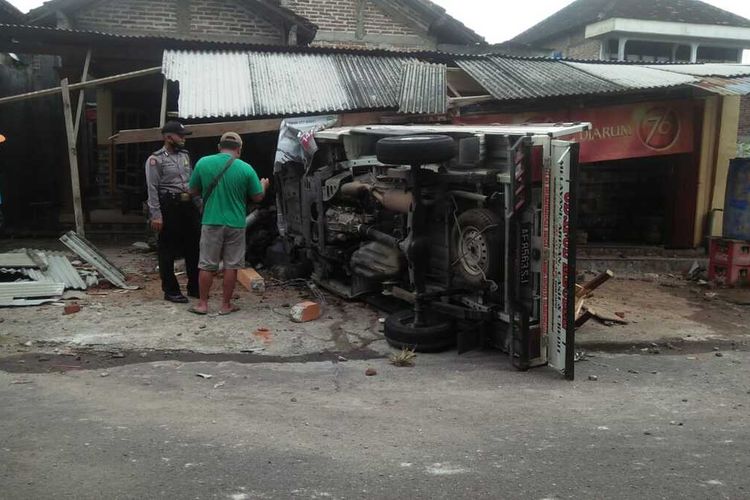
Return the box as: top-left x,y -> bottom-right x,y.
59,231 -> 136,290
690,76 -> 750,96
0,282 -> 64,304
398,61 -> 447,115
456,56 -> 623,101
566,62 -> 697,88
646,63 -> 750,77
0,252 -> 38,268
30,255 -> 89,290
163,50 -> 443,119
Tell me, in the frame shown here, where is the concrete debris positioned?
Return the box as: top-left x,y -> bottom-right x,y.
131,242 -> 150,251
100,372 -> 110,377
237,268 -> 265,293
588,375 -> 598,381
196,373 -> 213,379
290,301 -> 322,323
213,381 -> 226,389
715,352 -> 724,357
365,368 -> 378,377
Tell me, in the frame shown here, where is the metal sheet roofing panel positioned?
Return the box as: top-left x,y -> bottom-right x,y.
0,252 -> 37,268
398,61 -> 447,115
163,50 -> 416,119
0,281 -> 64,302
566,62 -> 697,88
690,76 -> 750,96
456,56 -> 623,101
647,64 -> 750,77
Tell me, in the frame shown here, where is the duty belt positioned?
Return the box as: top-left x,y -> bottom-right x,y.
160,192 -> 192,202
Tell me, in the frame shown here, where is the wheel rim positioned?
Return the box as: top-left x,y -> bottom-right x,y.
458,225 -> 489,277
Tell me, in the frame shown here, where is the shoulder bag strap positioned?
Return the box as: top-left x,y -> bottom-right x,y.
202,156 -> 235,204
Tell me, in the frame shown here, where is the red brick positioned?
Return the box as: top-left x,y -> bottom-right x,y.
290,301 -> 321,323
237,268 -> 265,293
64,304 -> 81,315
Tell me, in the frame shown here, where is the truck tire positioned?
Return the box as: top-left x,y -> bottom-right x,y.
384,310 -> 455,353
451,208 -> 503,287
376,135 -> 456,165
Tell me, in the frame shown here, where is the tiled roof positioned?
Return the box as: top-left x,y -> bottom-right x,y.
511,0 -> 750,46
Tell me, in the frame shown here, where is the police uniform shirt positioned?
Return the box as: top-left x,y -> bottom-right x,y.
145,147 -> 193,221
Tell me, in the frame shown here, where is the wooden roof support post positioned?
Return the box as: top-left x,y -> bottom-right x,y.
61,78 -> 85,237
73,48 -> 92,138
159,76 -> 168,128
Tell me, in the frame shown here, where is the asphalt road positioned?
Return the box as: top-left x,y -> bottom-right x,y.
1,349 -> 749,499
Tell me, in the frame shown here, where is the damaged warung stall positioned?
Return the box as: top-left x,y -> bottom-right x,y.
274,121 -> 588,378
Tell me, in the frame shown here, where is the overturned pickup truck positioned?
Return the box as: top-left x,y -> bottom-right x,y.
274,122 -> 588,378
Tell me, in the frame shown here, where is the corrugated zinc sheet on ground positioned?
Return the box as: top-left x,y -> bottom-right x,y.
0,252 -> 37,268
566,62 -> 697,89
163,50 -> 426,119
398,61 -> 447,114
0,282 -> 64,306
456,57 -> 623,101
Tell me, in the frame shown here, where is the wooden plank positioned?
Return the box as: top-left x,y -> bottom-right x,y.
576,270 -> 614,298
0,66 -> 161,106
61,78 -> 85,237
111,118 -> 284,145
110,111 -> 392,145
73,48 -> 92,138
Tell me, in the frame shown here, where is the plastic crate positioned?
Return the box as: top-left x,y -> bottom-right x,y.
708,262 -> 750,286
709,237 -> 750,268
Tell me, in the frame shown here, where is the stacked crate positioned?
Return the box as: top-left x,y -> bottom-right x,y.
708,237 -> 750,286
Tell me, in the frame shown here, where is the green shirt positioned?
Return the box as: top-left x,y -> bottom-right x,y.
189,153 -> 263,229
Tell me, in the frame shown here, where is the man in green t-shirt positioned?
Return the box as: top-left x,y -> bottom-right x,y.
188,132 -> 269,315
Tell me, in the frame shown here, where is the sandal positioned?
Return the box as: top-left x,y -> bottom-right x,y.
218,305 -> 241,316
188,306 -> 208,315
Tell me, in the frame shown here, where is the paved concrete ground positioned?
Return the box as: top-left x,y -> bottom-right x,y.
1,350 -> 749,499
2,243 -> 749,360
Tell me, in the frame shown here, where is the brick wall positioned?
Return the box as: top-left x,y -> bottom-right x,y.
190,0 -> 282,41
74,0 -> 281,42
75,0 -> 178,33
284,0 -> 423,39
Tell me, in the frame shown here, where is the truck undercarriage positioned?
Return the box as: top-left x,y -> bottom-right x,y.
274,122 -> 587,378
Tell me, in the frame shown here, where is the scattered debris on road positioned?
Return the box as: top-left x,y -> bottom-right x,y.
389,348 -> 417,367
196,373 -> 213,379
365,368 -> 378,377
588,375 -> 599,381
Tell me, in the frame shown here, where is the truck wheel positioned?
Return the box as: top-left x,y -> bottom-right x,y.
451,208 -> 503,287
384,310 -> 455,353
376,135 -> 456,165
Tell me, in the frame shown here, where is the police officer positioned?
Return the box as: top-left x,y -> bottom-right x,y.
145,121 -> 200,303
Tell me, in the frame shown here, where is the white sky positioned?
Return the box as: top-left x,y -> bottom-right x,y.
8,0 -> 750,60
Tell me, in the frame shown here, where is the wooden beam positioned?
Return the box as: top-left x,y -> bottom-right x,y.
73,48 -> 92,139
61,78 -> 85,237
109,112 -> 393,145
110,118 -> 285,145
0,67 -> 161,106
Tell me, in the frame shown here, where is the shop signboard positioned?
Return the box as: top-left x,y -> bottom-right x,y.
457,100 -> 694,163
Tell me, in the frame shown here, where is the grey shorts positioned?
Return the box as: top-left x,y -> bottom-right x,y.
199,225 -> 246,271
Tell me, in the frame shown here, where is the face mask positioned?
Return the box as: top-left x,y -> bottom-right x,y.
168,135 -> 186,150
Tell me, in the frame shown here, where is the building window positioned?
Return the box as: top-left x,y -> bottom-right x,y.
696,46 -> 741,63
624,40 -> 673,62
675,45 -> 691,62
